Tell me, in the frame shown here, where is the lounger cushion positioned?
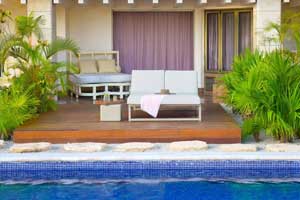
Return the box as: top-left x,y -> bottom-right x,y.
69,73 -> 131,84
165,70 -> 198,94
130,70 -> 165,94
127,94 -> 201,105
97,59 -> 119,73
78,60 -> 98,74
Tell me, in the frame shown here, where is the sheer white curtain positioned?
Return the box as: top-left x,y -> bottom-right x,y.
239,12 -> 252,54
207,13 -> 219,71
222,12 -> 235,71
206,11 -> 252,72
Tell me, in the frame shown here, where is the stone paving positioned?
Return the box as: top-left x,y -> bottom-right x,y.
1,140 -> 300,162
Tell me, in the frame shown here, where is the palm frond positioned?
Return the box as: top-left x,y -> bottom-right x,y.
44,38 -> 79,59
15,13 -> 44,39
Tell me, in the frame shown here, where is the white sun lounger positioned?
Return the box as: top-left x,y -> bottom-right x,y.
127,70 -> 202,121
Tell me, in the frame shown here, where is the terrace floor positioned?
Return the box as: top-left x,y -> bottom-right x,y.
13,95 -> 241,144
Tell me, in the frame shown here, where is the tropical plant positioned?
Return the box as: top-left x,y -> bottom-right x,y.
222,50 -> 265,141
0,84 -> 39,139
0,12 -> 79,138
255,52 -> 300,141
0,13 -> 79,113
8,38 -> 79,112
222,50 -> 300,142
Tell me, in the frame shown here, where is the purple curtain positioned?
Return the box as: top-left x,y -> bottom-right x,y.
239,12 -> 252,54
207,13 -> 219,71
113,12 -> 194,73
222,12 -> 235,71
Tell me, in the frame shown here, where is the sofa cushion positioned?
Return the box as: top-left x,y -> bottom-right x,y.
97,59 -> 119,73
69,73 -> 131,84
127,94 -> 200,105
165,71 -> 198,94
78,60 -> 98,74
130,70 -> 165,94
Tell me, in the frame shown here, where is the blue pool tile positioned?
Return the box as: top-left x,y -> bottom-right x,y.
0,160 -> 299,181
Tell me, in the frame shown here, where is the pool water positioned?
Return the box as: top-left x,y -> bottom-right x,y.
0,180 -> 299,200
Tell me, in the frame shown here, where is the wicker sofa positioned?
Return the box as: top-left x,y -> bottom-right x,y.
69,51 -> 131,101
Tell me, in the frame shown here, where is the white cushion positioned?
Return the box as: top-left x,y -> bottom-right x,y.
165,71 -> 198,94
130,70 -> 165,94
127,94 -> 200,105
69,73 -> 131,84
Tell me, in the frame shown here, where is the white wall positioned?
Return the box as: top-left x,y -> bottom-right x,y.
194,9 -> 205,88
67,4 -> 112,52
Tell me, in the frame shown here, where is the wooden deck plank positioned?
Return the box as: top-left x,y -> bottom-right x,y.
13,98 -> 241,144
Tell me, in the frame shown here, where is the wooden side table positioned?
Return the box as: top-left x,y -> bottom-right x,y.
95,100 -> 124,121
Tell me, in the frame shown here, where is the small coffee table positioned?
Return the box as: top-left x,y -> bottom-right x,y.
95,100 -> 124,121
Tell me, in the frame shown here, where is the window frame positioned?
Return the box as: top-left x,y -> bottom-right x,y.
204,9 -> 253,73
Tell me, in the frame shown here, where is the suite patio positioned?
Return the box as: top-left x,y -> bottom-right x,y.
13,94 -> 241,144
1,0 -> 297,145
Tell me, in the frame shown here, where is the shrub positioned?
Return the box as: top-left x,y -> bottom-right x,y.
0,12 -> 79,138
0,84 -> 39,139
222,50 -> 300,142
4,14 -> 79,113
10,39 -> 79,112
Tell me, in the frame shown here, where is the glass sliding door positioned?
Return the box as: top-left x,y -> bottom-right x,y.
205,9 -> 252,73
238,12 -> 252,54
206,13 -> 219,71
222,12 -> 235,71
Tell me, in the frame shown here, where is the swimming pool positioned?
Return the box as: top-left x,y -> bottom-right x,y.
0,160 -> 299,199
0,181 -> 300,200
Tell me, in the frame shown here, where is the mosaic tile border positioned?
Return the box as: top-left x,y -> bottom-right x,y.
0,160 -> 300,181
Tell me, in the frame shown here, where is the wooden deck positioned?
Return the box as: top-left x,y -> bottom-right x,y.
13,97 -> 241,144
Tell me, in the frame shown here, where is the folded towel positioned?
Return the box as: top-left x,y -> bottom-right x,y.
140,94 -> 165,118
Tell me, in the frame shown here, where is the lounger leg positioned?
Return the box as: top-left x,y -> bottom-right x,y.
198,105 -> 202,122
120,85 -> 124,99
76,86 -> 79,101
93,86 -> 97,102
128,105 -> 132,122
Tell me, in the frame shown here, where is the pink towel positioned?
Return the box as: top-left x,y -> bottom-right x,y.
140,95 -> 165,118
